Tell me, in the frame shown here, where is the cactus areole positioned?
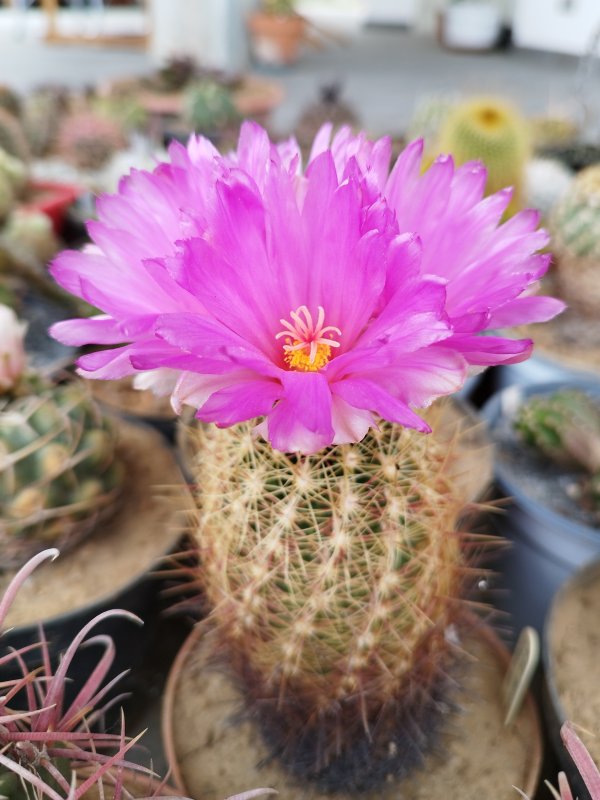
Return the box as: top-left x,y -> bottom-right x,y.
46,123 -> 561,791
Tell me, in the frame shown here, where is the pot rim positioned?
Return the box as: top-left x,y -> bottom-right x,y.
161,613 -> 543,798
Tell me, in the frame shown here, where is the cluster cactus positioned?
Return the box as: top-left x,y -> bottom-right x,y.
182,79 -> 240,134
188,408 -> 478,791
436,97 -> 530,215
516,389 -> 600,508
57,111 -> 125,170
0,307 -> 123,570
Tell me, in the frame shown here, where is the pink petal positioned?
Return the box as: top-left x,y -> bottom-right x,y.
332,377 -> 431,432
266,371 -> 334,453
331,395 -> 376,445
197,379 -> 283,426
487,295 -> 566,328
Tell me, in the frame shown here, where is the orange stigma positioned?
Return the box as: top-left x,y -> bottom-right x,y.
275,305 -> 341,372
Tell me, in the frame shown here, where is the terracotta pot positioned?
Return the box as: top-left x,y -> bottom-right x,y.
162,617 -> 542,800
247,12 -> 307,66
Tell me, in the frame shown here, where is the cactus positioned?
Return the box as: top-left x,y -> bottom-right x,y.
0,108 -> 30,163
436,97 -> 530,215
0,375 -> 123,571
0,85 -> 22,119
3,209 -> 60,264
0,170 -> 15,223
516,389 -> 600,508
296,83 -> 360,149
188,409 -> 477,791
22,87 -> 68,158
530,115 -> 578,151
406,93 -> 456,151
0,148 -> 28,198
551,165 -> 600,316
182,79 -> 240,134
525,157 -> 573,219
57,111 -> 125,170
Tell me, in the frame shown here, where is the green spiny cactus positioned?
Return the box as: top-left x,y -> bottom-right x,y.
188,408 -> 477,792
0,378 -> 123,571
0,108 -> 30,163
516,389 -> 600,475
0,171 -> 15,223
22,88 -> 68,158
551,165 -> 600,316
0,85 -> 22,120
437,97 -> 530,215
183,80 -> 240,134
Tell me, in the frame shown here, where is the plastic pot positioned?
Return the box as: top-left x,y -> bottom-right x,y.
481,380 -> 600,639
542,559 -> 600,800
442,2 -> 502,51
21,180 -> 83,235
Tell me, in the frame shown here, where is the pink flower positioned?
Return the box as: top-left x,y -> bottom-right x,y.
317,126 -> 564,366
50,123 -> 466,453
49,122 -> 560,453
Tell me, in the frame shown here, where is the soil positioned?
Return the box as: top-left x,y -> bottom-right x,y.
547,563 -> 600,766
0,419 -> 191,627
492,404 -> 600,529
92,377 -> 175,421
164,626 -> 540,800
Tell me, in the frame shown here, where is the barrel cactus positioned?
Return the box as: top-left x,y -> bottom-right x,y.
186,408 -> 477,791
182,79 -> 240,134
436,97 -> 530,215
525,157 -> 573,219
551,165 -> 600,316
0,306 -> 123,570
22,87 -> 68,158
57,111 -> 125,170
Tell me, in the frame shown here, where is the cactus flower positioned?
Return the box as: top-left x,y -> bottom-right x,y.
50,122 -> 560,453
0,304 -> 27,393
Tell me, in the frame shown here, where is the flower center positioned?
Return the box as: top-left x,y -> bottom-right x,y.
275,305 -> 341,372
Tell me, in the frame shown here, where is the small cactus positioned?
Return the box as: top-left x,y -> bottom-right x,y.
0,148 -> 28,198
22,87 -> 68,158
188,408 -> 479,791
0,313 -> 123,569
516,389 -> 600,508
436,97 -> 530,215
551,165 -> 600,316
3,209 -> 60,265
182,79 -> 240,134
0,108 -> 30,163
525,157 -> 573,219
57,111 -> 125,170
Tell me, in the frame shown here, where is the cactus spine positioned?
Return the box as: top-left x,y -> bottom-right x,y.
189,409 -> 475,791
437,97 -> 530,215
551,165 -> 600,317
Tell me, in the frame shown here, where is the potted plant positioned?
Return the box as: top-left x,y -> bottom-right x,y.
442,0 -> 503,51
544,561 -> 600,799
247,0 -> 307,66
44,121 -> 561,796
482,381 -> 600,637
0,305 -> 189,688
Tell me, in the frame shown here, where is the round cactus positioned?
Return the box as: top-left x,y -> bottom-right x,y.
437,97 -> 530,215
187,409 -> 477,791
22,88 -> 68,158
551,165 -> 600,316
3,210 -> 60,265
0,379 -> 123,570
525,157 -> 573,218
57,111 -> 125,171
182,79 -> 240,134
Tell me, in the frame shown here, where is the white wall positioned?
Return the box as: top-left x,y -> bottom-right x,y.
513,0 -> 600,55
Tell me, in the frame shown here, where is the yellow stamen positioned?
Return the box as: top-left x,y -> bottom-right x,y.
283,339 -> 333,372
275,305 -> 341,373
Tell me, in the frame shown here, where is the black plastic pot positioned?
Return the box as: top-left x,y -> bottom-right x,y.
481,380 -> 600,639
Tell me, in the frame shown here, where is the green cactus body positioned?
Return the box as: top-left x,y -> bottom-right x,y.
189,411 -> 473,791
0,109 -> 30,163
182,80 -> 240,134
437,97 -> 530,215
0,171 -> 15,223
0,379 -> 123,570
516,389 -> 600,479
551,165 -> 600,316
